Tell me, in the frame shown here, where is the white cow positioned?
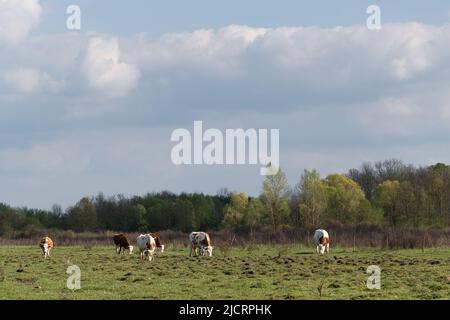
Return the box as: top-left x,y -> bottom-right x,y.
314,229 -> 330,254
189,231 -> 213,257
136,234 -> 156,261
39,236 -> 54,259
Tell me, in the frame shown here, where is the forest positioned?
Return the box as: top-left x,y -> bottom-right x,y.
1,159 -> 450,238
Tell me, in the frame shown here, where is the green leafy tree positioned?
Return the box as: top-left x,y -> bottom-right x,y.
260,167 -> 291,230
223,193 -> 263,233
325,174 -> 366,224
296,169 -> 328,228
66,197 -> 97,232
375,180 -> 418,226
244,198 -> 264,233
173,199 -> 194,232
0,204 -> 25,236
223,192 -> 248,230
192,195 -> 216,230
428,163 -> 450,225
132,204 -> 147,231
375,180 -> 401,225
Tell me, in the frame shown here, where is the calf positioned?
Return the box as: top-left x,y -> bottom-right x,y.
39,237 -> 54,259
314,229 -> 330,254
113,233 -> 134,254
136,234 -> 156,261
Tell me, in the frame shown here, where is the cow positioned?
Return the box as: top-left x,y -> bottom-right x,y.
189,232 -> 200,256
149,233 -> 165,254
314,229 -> 330,254
113,233 -> 134,254
39,236 -> 54,259
136,234 -> 156,261
189,232 -> 213,257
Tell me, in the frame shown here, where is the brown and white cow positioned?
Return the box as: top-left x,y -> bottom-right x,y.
189,232 -> 213,257
136,234 -> 156,261
149,233 -> 165,254
39,236 -> 54,259
314,229 -> 330,254
113,233 -> 134,254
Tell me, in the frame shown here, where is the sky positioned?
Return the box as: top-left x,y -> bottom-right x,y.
1,0 -> 450,209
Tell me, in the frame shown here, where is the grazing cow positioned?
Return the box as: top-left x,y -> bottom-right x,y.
39,237 -> 54,259
136,234 -> 156,261
314,229 -> 330,254
189,232 -> 213,257
189,232 -> 200,256
150,233 -> 165,254
113,233 -> 134,254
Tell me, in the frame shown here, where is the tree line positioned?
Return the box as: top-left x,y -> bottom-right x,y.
1,159 -> 450,237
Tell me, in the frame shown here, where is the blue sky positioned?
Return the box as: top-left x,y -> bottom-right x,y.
36,0 -> 450,35
1,1 -> 450,209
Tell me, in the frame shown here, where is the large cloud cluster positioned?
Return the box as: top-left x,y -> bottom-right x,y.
1,0 -> 450,208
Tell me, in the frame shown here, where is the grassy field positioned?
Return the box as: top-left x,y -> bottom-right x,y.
0,245 -> 449,299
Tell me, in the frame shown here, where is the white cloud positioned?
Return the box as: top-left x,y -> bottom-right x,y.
116,22 -> 450,111
124,25 -> 267,76
3,67 -> 64,94
2,22 -> 450,208
0,0 -> 42,46
83,35 -> 140,97
3,23 -> 450,103
387,23 -> 436,80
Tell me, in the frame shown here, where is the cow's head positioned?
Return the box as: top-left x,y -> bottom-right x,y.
128,245 -> 134,254
144,249 -> 154,261
41,243 -> 49,255
318,244 -> 326,254
205,246 -> 213,257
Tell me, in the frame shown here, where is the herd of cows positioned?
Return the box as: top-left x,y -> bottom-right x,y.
38,229 -> 331,260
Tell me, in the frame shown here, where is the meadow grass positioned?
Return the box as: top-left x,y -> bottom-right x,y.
0,245 -> 449,300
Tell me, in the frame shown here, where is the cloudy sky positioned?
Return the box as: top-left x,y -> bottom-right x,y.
1,0 -> 450,209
